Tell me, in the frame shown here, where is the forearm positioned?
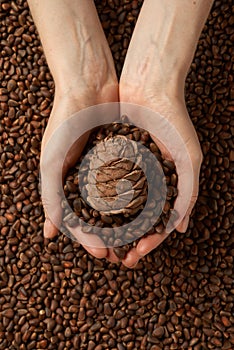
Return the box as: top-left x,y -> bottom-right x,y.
121,0 -> 214,97
27,0 -> 117,94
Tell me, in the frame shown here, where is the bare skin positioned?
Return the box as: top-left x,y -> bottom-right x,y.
119,0 -> 214,267
28,0 -> 214,267
28,0 -> 119,261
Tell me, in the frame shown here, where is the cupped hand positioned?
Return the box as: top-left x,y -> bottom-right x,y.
119,93 -> 203,268
40,89 -> 119,260
28,0 -> 121,261
115,0 -> 213,268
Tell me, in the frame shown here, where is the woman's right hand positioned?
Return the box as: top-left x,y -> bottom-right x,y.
118,89 -> 203,267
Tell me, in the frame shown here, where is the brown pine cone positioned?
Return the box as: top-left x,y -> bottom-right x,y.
85,135 -> 147,217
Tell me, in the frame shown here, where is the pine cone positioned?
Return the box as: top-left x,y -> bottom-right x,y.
84,135 -> 147,216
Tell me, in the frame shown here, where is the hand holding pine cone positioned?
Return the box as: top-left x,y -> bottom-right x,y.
63,122 -> 178,260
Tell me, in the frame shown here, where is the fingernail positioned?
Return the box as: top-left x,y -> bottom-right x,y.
44,218 -> 57,238
44,219 -> 50,238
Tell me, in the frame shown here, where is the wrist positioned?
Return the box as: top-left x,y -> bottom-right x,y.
55,80 -> 119,108
120,47 -> 188,103
120,0 -> 214,105
119,70 -> 185,105
28,0 -> 118,101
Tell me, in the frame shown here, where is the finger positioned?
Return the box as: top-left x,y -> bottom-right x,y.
66,224 -> 108,258
40,157 -> 64,237
171,150 -> 201,233
149,134 -> 194,232
41,126 -> 89,237
41,172 -> 63,239
44,218 -> 59,239
62,132 -> 89,177
83,244 -> 107,259
106,248 -> 120,263
176,192 -> 198,233
167,147 -> 202,233
176,215 -> 190,233
121,248 -> 139,268
136,231 -> 169,257
40,127 -> 68,237
150,113 -> 202,233
40,167 -> 59,240
150,135 -> 174,161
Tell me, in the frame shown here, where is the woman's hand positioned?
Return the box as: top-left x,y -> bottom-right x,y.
118,92 -> 202,268
117,0 -> 213,267
28,0 -> 120,261
40,87 -> 118,259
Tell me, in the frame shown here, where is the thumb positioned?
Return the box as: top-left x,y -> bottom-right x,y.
40,127 -> 89,239
176,214 -> 190,233
166,140 -> 202,234
40,159 -> 63,239
64,224 -> 108,259
176,192 -> 198,233
174,148 -> 201,233
44,218 -> 60,239
40,152 -> 108,260
40,126 -> 65,239
40,118 -> 107,259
